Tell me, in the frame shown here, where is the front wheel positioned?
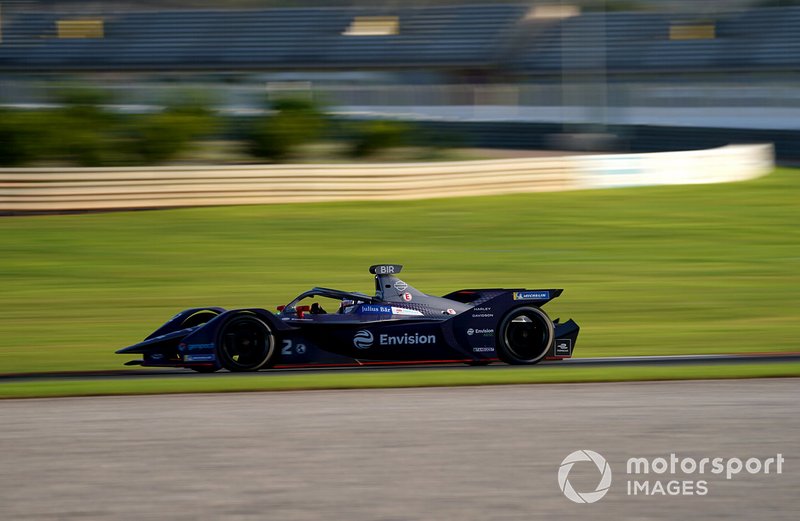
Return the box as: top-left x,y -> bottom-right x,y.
496,306 -> 554,365
181,309 -> 221,328
217,314 -> 275,372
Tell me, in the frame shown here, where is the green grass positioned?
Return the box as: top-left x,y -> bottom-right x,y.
0,167 -> 798,375
1,363 -> 798,399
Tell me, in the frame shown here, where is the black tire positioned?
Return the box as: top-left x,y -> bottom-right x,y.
216,314 -> 275,372
496,306 -> 554,365
181,309 -> 221,328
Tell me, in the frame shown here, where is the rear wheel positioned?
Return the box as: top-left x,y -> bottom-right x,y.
217,314 -> 275,372
496,306 -> 554,365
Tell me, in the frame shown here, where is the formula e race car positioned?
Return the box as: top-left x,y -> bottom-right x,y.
117,264 -> 579,372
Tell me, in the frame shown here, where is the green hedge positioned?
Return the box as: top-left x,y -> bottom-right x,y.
0,89 -> 216,167
244,98 -> 326,162
347,120 -> 412,158
0,91 -> 445,166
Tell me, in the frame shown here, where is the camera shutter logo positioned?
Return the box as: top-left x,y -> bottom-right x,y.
353,330 -> 374,349
558,450 -> 612,504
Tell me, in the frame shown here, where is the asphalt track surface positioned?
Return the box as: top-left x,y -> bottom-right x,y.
0,379 -> 797,520
1,352 -> 798,381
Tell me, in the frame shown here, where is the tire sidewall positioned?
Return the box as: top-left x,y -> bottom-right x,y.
496,306 -> 554,365
216,314 -> 275,371
181,309 -> 221,329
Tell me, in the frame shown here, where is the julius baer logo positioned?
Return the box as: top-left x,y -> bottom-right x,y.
353,329 -> 435,349
558,449 -> 785,504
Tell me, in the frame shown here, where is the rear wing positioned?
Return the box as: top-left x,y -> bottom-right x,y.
442,288 -> 563,305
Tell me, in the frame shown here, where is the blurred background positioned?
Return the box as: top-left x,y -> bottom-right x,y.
1,0 -> 800,165
0,0 -> 798,374
2,5 -> 798,519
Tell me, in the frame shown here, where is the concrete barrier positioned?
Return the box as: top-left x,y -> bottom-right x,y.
0,144 -> 774,212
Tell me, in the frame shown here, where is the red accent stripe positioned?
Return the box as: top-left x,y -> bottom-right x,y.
273,358 -> 500,369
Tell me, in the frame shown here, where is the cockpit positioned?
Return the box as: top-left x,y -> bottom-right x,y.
278,287 -> 375,318
277,264 -> 470,319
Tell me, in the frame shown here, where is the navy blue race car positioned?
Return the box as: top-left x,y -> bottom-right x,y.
117,264 -> 579,372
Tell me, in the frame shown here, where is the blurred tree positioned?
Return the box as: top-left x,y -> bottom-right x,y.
126,92 -> 217,164
0,88 -> 219,166
347,120 -> 411,158
245,98 -> 326,162
52,87 -> 121,166
0,110 -> 41,166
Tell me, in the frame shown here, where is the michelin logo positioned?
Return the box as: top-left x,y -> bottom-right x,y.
353,330 -> 435,349
513,291 -> 550,301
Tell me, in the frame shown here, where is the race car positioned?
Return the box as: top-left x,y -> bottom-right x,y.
116,264 -> 579,372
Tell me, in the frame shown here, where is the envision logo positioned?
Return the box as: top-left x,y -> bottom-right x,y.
353,330 -> 435,348
558,450 -> 612,504
380,332 -> 435,345
353,330 -> 374,349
